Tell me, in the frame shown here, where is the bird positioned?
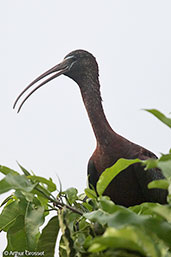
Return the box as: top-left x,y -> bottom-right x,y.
13,49 -> 167,207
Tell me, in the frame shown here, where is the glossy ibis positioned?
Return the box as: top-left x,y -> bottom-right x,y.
13,50 -> 167,206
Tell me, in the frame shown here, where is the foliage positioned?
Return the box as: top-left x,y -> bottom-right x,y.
0,109 -> 171,257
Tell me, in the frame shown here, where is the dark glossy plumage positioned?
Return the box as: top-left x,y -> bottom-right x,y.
14,50 -> 167,206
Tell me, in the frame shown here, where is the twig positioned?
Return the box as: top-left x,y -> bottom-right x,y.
36,187 -> 83,215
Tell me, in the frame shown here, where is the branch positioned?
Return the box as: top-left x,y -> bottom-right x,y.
35,187 -> 83,215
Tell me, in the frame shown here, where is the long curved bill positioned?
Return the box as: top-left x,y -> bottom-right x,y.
13,58 -> 71,113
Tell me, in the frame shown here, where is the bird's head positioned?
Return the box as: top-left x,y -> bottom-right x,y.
13,50 -> 99,112
63,50 -> 99,83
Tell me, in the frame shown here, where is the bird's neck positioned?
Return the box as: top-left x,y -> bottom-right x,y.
79,80 -> 115,146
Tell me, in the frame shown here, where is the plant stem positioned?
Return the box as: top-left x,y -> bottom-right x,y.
36,187 -> 83,215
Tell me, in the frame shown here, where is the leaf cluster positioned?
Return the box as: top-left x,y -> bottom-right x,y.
0,109 -> 170,257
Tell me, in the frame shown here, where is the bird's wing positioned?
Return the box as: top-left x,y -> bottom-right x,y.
87,158 -> 99,191
134,150 -> 167,204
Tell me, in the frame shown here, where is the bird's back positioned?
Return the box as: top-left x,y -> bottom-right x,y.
88,134 -> 167,207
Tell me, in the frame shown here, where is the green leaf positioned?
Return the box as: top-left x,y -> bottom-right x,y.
99,197 -> 119,214
0,195 -> 13,207
84,210 -> 110,226
168,184 -> 171,202
143,153 -> 171,178
64,187 -> 78,204
97,159 -> 141,196
5,173 -> 37,192
32,184 -> 52,200
0,166 -> 18,176
17,162 -> 31,176
148,179 -> 169,190
37,215 -> 59,256
152,205 -> 171,222
85,188 -> 97,199
85,208 -> 171,248
129,202 -> 163,216
143,218 -> 171,248
89,226 -> 161,257
25,203 -> 45,250
84,208 -> 145,229
110,212 -> 171,248
0,201 -> 21,232
160,153 -> 171,161
29,175 -> 56,192
143,158 -> 158,170
5,215 -> 28,251
158,160 -> 171,178
74,232 -> 87,253
0,178 -> 13,194
82,201 -> 93,211
145,109 -> 171,128
14,184 -> 35,203
36,194 -> 49,209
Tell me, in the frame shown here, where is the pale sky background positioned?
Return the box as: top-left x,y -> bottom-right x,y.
0,0 -> 171,254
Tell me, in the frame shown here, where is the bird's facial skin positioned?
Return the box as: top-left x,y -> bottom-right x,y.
63,50 -> 99,84
13,50 -> 98,112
